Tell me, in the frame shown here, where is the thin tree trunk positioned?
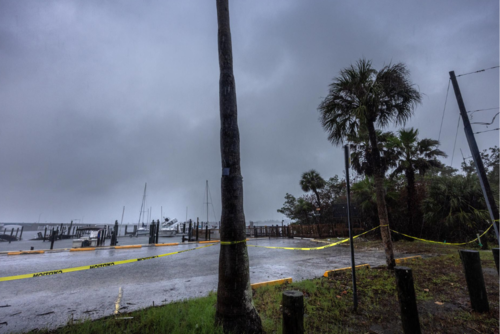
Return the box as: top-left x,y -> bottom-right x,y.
405,168 -> 415,235
366,120 -> 396,269
215,1 -> 262,332
374,173 -> 396,268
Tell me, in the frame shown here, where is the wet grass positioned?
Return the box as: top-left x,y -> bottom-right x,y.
34,292 -> 223,334
34,245 -> 499,334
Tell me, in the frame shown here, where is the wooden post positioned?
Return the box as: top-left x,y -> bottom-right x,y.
15,228 -> 19,238
459,250 -> 489,312
50,229 -> 56,250
10,228 -> 14,236
43,227 -> 47,241
282,290 -> 304,334
156,220 -> 160,244
68,221 -> 73,235
493,248 -> 499,274
196,224 -> 199,241
205,226 -> 208,240
254,226 -> 257,238
394,267 -> 421,334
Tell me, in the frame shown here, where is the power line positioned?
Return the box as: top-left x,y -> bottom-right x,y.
471,112 -> 499,126
438,79 -> 451,143
450,114 -> 461,167
474,128 -> 499,135
468,107 -> 499,114
456,65 -> 499,77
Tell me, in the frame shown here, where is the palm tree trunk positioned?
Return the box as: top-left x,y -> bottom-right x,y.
366,120 -> 396,269
405,168 -> 416,234
313,191 -> 322,237
215,1 -> 262,332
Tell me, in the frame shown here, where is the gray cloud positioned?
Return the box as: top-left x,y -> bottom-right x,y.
0,0 -> 498,224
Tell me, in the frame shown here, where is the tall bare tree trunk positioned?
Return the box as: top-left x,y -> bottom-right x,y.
367,121 -> 396,269
374,173 -> 396,269
215,0 -> 263,332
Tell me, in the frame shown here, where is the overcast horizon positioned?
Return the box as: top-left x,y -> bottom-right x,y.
1,1 -> 498,224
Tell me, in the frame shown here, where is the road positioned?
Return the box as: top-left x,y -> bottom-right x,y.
0,238 -> 412,333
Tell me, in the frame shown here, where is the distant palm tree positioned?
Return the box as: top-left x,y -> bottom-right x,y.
215,0 -> 262,332
300,170 -> 326,213
387,128 -> 446,228
318,59 -> 421,269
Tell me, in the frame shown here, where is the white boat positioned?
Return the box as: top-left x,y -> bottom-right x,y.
159,218 -> 178,237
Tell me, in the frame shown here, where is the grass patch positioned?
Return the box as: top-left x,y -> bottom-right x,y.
36,245 -> 499,334
35,292 -> 223,334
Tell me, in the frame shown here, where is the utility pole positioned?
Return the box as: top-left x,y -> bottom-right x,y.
449,71 -> 499,241
206,180 -> 209,226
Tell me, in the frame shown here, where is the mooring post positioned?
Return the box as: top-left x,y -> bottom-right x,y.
112,220 -> 119,246
188,220 -> 192,241
459,250 -> 489,312
156,220 -> 160,244
50,229 -> 56,250
68,221 -> 73,236
196,224 -> 199,241
394,267 -> 421,334
492,248 -> 499,274
10,228 -> 14,236
282,290 -> 304,334
15,228 -> 19,238
19,226 -> 24,240
205,226 -> 208,240
43,227 -> 47,242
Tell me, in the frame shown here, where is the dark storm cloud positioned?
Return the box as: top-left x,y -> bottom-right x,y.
0,0 -> 498,224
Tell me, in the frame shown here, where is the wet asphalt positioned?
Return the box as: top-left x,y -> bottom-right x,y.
0,238 -> 414,333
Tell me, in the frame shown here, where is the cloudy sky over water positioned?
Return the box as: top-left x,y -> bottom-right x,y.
0,1 -> 498,224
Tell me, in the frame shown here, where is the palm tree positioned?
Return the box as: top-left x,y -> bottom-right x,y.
318,59 -> 421,269
300,170 -> 326,215
387,128 -> 446,229
348,129 -> 395,178
215,0 -> 262,332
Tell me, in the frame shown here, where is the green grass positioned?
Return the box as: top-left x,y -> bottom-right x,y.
36,292 -> 223,334
36,246 -> 499,334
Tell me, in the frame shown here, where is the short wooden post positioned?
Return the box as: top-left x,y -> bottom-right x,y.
156,220 -> 160,244
205,226 -> 208,240
459,250 -> 489,312
254,226 -> 257,238
492,248 -> 499,274
50,229 -> 56,250
10,228 -> 14,236
394,267 -> 421,334
282,290 -> 304,334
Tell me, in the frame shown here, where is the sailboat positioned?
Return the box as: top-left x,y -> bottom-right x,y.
136,183 -> 150,236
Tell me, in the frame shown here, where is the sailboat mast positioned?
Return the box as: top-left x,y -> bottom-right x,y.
138,183 -> 147,228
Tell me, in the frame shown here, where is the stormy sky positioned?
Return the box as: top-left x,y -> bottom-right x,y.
1,1 -> 498,224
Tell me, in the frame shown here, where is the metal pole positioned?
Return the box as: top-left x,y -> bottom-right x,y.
449,71 -> 499,241
206,180 -> 209,225
344,145 -> 358,310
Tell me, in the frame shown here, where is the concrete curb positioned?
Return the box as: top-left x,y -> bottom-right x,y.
251,277 -> 292,289
7,250 -> 45,255
395,255 -> 422,264
323,264 -> 370,277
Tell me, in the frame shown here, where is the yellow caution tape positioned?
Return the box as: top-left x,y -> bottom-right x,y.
220,239 -> 248,245
390,224 -> 494,246
246,226 -> 381,251
0,243 -> 216,282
